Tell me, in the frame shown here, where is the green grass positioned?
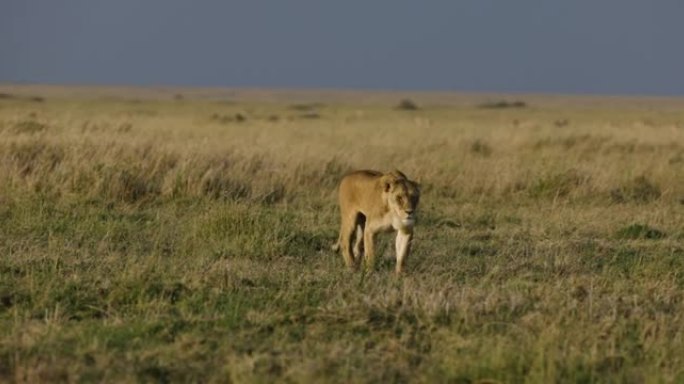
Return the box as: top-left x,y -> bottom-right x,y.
1,86 -> 684,382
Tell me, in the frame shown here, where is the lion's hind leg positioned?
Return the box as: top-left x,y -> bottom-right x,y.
352,214 -> 366,264
338,213 -> 358,270
331,234 -> 341,252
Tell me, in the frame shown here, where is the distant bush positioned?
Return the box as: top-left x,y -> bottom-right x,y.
298,112 -> 321,119
211,113 -> 247,123
478,100 -> 527,109
287,103 -> 323,119
396,99 -> 419,111
289,103 -> 324,111
0,93 -> 43,102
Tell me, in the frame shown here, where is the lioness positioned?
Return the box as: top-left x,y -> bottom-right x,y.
332,170 -> 420,274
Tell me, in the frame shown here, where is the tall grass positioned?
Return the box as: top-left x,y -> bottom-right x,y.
1,87 -> 684,382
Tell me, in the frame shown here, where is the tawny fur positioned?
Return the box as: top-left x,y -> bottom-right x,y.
332,170 -> 420,274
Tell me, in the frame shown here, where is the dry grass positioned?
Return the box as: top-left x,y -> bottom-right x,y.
1,86 -> 684,383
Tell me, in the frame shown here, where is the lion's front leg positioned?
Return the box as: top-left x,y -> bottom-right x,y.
395,229 -> 413,274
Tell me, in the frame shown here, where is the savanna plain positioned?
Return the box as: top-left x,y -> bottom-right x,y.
1,86 -> 684,383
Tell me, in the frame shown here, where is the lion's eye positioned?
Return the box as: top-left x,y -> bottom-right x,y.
396,196 -> 403,204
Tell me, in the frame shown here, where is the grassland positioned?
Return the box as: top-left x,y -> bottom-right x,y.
1,85 -> 684,383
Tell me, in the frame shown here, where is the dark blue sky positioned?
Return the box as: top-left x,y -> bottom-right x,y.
2,1 -> 683,95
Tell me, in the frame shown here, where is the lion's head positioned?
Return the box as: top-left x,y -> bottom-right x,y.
381,170 -> 420,227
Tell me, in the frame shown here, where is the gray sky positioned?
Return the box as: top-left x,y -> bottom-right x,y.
2,1 -> 683,96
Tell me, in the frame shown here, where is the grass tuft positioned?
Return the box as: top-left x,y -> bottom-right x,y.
610,176 -> 661,203
615,223 -> 666,240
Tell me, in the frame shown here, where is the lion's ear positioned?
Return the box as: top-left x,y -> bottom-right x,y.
381,174 -> 394,192
389,169 -> 407,180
